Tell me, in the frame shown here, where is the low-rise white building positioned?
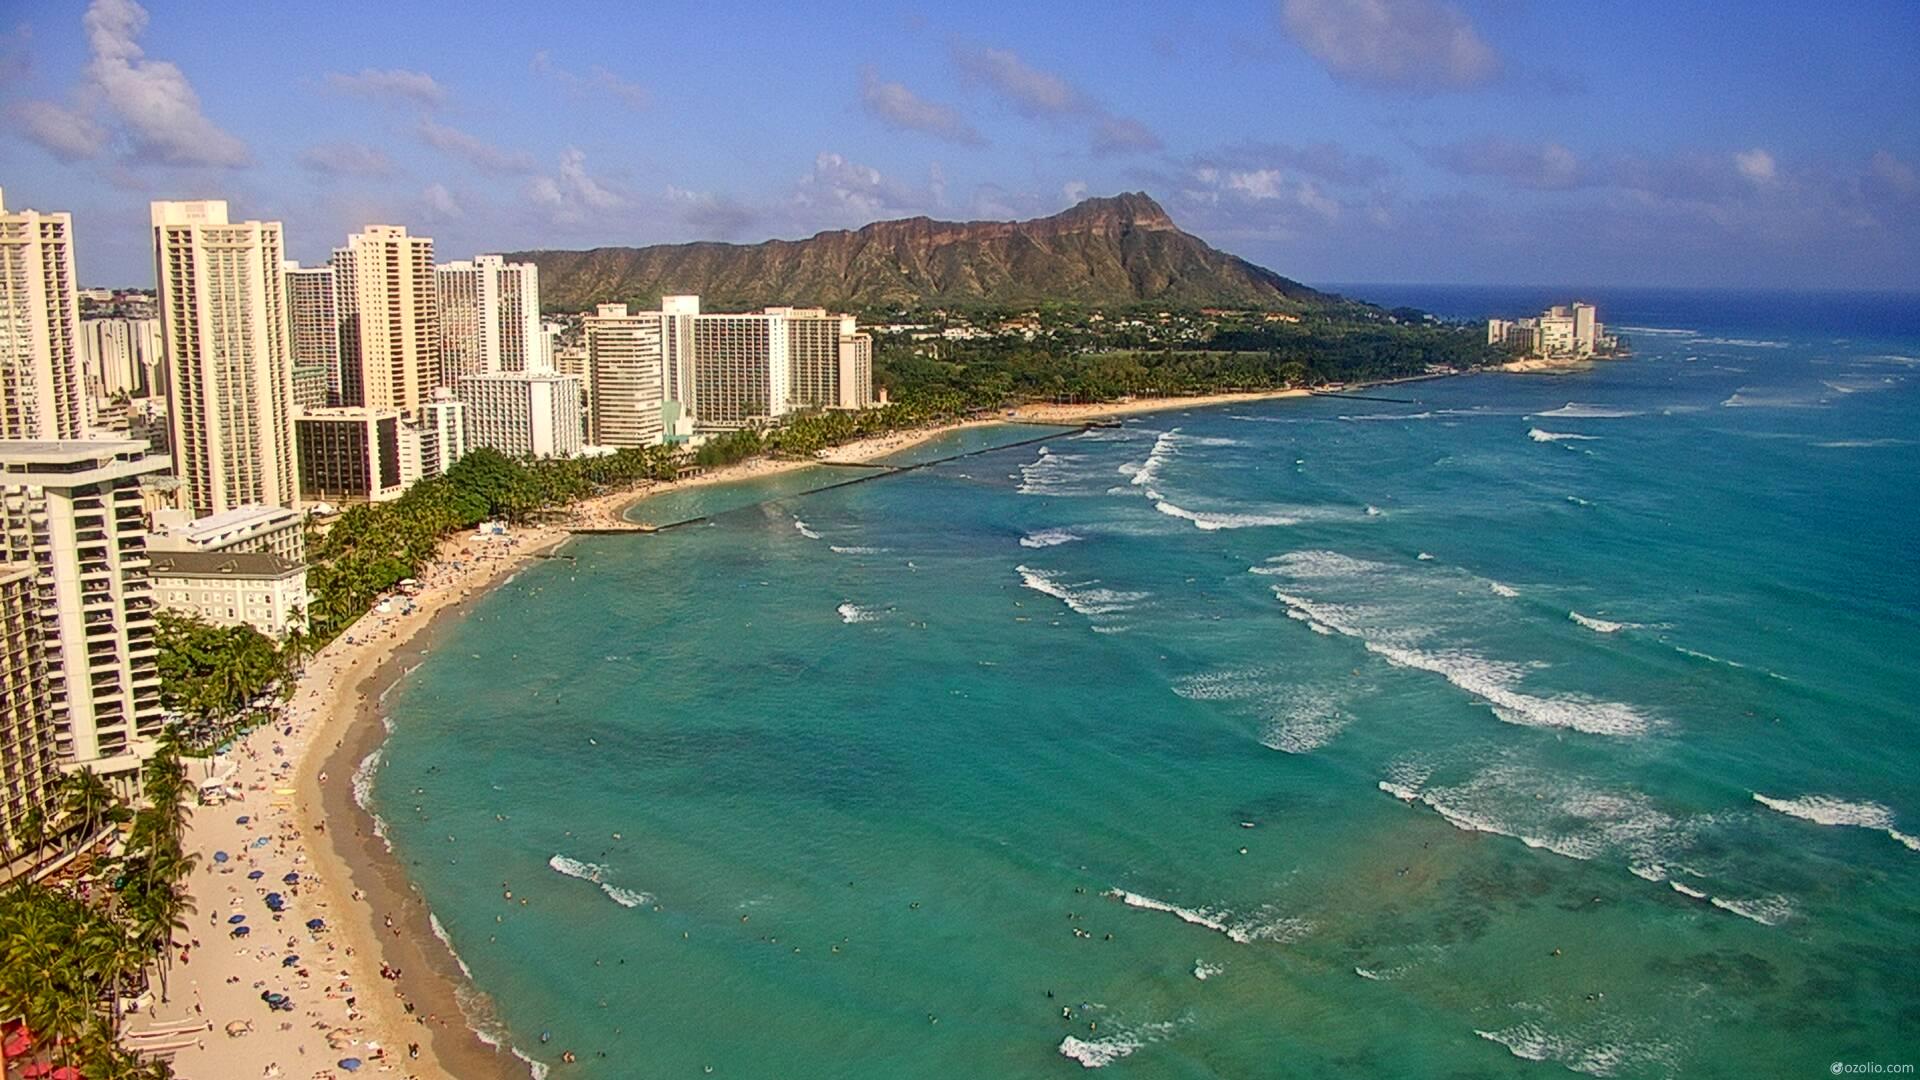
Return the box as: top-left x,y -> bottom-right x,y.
151,550 -> 307,637
150,503 -> 305,562
455,370 -> 583,459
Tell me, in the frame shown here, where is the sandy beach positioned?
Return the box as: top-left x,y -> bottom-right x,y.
120,383 -> 1369,1078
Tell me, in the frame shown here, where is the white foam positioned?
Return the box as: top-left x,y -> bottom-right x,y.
1709,894 -> 1793,926
792,519 -> 821,540
1259,689 -> 1351,754
1364,505 -> 1382,517
1153,498 -> 1300,531
428,912 -> 474,980
829,545 -> 890,554
837,602 -> 882,624
1687,336 -> 1788,349
1353,966 -> 1383,980
1416,552 -> 1434,561
1670,881 -> 1708,900
1721,389 -> 1822,409
1104,889 -> 1306,944
1489,582 -> 1519,598
1019,446 -> 1094,496
1015,565 -> 1145,618
549,853 -> 656,909
1569,611 -> 1630,634
1339,411 -> 1433,422
1123,430 -> 1180,489
1533,403 -> 1641,419
351,747 -> 383,811
1057,1022 -> 1175,1069
1474,1022 -> 1665,1078
1566,495 -> 1592,506
1753,793 -> 1920,852
1813,437 -> 1911,448
1613,325 -> 1697,336
1529,428 -> 1601,443
1193,960 -> 1223,981
1019,528 -> 1083,549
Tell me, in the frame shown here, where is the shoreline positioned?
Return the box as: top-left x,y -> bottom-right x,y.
130,377 -> 1472,1078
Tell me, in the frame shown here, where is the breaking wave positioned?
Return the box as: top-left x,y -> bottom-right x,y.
829,545 -> 890,555
1020,528 -> 1083,549
792,518 -> 821,540
837,602 -> 882,624
549,854 -> 655,909
1015,565 -> 1146,618
1534,403 -> 1642,419
1529,428 -> 1600,443
1569,611 -> 1631,634
1058,1022 -> 1177,1069
1105,889 -> 1311,945
1753,793 -> 1920,852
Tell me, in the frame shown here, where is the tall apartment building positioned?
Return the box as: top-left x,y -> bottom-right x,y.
692,312 -> 790,430
152,200 -> 297,517
80,317 -> 163,400
422,389 -> 467,470
331,225 -> 438,413
284,261 -> 340,408
1490,302 -> 1605,359
436,255 -> 542,379
0,441 -> 167,777
456,371 -> 583,459
584,304 -> 665,447
553,340 -> 590,434
0,561 -> 56,864
777,307 -> 874,410
294,408 -> 405,504
0,189 -> 88,441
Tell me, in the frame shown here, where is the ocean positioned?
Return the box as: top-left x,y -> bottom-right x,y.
372,288 -> 1920,1077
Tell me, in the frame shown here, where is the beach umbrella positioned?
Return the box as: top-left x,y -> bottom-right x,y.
253,836 -> 271,848
282,955 -> 299,967
235,815 -> 250,824
224,1020 -> 250,1037
306,918 -> 326,930
213,851 -> 229,863
337,1058 -> 363,1072
265,892 -> 282,902
20,1062 -> 52,1079
227,914 -> 246,924
2,1027 -> 30,1057
283,872 -> 300,884
49,1067 -> 80,1080
247,870 -> 265,880
231,925 -> 251,937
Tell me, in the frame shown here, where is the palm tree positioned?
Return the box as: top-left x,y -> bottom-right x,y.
58,768 -> 119,854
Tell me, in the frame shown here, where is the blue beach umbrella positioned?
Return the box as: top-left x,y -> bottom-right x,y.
227,914 -> 246,924
247,870 -> 265,880
212,851 -> 229,863
283,872 -> 300,884
231,925 -> 250,937
235,816 -> 250,824
337,1059 -> 362,1072
306,918 -> 326,930
282,955 -> 299,967
252,836 -> 271,848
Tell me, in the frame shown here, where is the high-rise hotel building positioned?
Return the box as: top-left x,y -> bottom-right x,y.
331,225 -> 438,413
583,304 -> 666,448
0,559 -> 55,862
151,200 -> 297,517
0,440 -> 167,778
284,261 -> 340,409
0,189 -> 88,441
456,371 -> 583,459
436,255 -> 542,379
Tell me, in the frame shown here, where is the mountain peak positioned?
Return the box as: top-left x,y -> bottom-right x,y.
510,193 -> 1325,311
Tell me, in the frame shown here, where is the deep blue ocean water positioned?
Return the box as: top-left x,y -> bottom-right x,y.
372,289 -> 1920,1077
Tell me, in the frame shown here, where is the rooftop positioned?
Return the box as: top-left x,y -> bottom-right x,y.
151,551 -> 304,580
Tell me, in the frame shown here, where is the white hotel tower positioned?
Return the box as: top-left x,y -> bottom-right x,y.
0,188 -> 88,441
151,200 -> 298,517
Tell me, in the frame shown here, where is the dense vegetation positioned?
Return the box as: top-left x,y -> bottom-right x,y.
872,318 -> 1500,410
0,744 -> 196,1079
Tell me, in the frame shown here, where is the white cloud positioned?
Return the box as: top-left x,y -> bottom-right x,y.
1734,147 -> 1776,185
859,69 -> 984,146
421,183 -> 461,218
299,140 -> 395,177
325,67 -> 446,109
1062,179 -> 1089,204
951,41 -> 1159,156
11,99 -> 108,161
527,148 -> 626,224
531,52 -> 650,111
24,0 -> 252,168
418,119 -> 535,174
1279,0 -> 1500,92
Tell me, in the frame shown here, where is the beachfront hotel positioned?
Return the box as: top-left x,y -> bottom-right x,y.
331,225 -> 439,414
455,370 -> 584,459
284,261 -> 341,409
0,559 -> 56,866
293,407 -> 407,505
1489,302 -> 1616,359
150,550 -> 307,638
149,502 -> 306,563
0,189 -> 89,442
435,255 -> 543,379
584,303 -> 667,448
151,200 -> 299,517
0,440 -> 168,780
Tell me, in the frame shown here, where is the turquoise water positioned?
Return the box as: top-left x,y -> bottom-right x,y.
375,292 -> 1920,1077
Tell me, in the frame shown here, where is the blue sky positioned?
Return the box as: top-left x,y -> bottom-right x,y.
4,0 -> 1917,291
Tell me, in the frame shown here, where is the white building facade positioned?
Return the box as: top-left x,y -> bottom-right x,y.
435,255 -> 542,380
0,189 -> 89,441
456,371 -> 583,459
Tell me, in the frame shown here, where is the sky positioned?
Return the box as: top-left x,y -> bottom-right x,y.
2,0 -> 1917,291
